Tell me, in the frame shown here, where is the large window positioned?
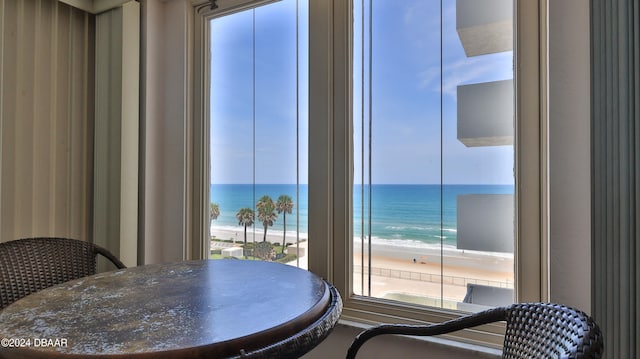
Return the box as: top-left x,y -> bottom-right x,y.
353,0 -> 515,312
198,0 -> 543,347
206,0 -> 309,268
308,0 -> 543,347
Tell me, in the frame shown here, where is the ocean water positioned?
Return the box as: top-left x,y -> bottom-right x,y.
210,184 -> 309,237
210,184 -> 514,247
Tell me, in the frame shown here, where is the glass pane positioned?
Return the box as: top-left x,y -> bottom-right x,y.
353,0 -> 514,311
209,0 -> 309,268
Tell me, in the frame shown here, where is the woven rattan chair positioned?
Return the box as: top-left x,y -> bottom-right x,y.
0,237 -> 126,310
346,302 -> 603,359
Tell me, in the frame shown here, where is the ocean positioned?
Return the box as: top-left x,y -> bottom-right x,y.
210,184 -> 309,239
210,184 -> 514,247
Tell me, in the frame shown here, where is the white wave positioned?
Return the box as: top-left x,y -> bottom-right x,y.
353,236 -> 513,258
213,226 -> 511,258
383,225 -> 458,233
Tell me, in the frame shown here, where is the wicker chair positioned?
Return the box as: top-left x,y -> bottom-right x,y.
346,302 -> 603,359
0,237 -> 126,310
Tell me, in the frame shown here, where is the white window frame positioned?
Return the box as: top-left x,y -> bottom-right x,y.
307,0 -> 547,347
191,0 -> 547,347
191,0 -> 282,261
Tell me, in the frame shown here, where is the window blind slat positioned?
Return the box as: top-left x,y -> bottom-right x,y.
592,0 -> 640,357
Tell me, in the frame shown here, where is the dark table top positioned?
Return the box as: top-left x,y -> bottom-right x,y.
0,260 -> 342,359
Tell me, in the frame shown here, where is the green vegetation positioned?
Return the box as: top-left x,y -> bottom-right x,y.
210,253 -> 297,263
210,193 -> 298,258
256,195 -> 277,242
275,195 -> 294,253
210,202 -> 220,240
275,253 -> 297,263
236,208 -> 255,259
209,240 -> 297,263
253,241 -> 276,261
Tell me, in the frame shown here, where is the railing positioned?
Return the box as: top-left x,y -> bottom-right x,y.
354,265 -> 513,289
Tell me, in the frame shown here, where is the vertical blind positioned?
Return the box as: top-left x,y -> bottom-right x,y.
0,0 -> 95,242
592,0 -> 640,357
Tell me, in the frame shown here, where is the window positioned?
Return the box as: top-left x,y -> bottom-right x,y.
353,0 -> 515,312
307,0 -> 544,347
202,0 -> 310,267
196,0 -> 544,347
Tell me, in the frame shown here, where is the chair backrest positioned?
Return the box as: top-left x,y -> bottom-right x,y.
345,302 -> 603,359
0,237 -> 126,310
503,303 -> 603,358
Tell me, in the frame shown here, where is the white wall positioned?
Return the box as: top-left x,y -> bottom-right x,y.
141,0 -> 191,263
93,1 -> 140,268
547,0 -> 591,312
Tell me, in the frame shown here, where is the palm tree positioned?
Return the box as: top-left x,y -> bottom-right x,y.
275,195 -> 294,253
256,195 -> 278,242
236,207 -> 254,259
210,202 -> 220,239
256,194 -> 274,212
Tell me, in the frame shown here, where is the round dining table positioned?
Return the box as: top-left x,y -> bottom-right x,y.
0,260 -> 342,359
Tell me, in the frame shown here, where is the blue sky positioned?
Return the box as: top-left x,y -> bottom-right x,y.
210,0 -> 513,185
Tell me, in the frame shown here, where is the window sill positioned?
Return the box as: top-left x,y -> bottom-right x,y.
331,319 -> 502,359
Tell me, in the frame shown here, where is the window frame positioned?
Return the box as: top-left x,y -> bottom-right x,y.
191,0 -> 547,348
191,0 -> 283,261
307,0 -> 547,347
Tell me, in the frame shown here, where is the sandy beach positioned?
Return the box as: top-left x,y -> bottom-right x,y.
211,227 -> 307,246
210,227 -> 513,307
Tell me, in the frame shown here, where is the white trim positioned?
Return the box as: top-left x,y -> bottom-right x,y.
59,0 -> 132,14
514,0 -> 547,302
308,0 -> 339,281
119,1 -> 140,267
193,0 -> 280,20
141,0 -> 192,264
94,3 -> 140,268
190,0 -> 284,262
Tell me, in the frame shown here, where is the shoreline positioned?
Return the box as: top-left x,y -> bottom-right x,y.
210,226 -> 514,304
210,226 -> 513,276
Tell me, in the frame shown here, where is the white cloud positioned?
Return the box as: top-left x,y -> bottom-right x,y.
418,53 -> 513,98
404,0 -> 512,98
418,67 -> 441,90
